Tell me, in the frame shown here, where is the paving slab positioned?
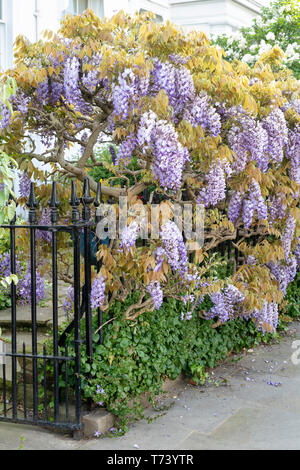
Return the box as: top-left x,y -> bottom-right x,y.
177,406 -> 300,450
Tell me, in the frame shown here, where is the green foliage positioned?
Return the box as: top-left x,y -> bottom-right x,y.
52,294 -> 276,432
87,145 -> 141,189
282,272 -> 300,318
212,0 -> 300,77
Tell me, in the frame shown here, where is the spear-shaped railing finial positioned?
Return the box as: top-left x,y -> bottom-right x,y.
26,182 -> 38,224
49,181 -> 60,224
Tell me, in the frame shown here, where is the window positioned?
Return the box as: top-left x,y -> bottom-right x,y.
63,0 -> 103,17
0,0 -> 13,71
33,0 -> 39,42
139,9 -> 163,24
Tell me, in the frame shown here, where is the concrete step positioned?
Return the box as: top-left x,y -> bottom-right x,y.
0,281 -> 71,330
0,331 -> 51,384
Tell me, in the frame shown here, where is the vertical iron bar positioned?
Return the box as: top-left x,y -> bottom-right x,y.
235,229 -> 239,273
9,202 -> 17,419
27,183 -> 38,421
23,343 -> 27,419
82,177 -> 94,362
65,345 -> 69,421
70,181 -> 82,427
50,182 -> 60,422
2,363 -> 6,417
94,182 -> 103,343
42,344 -> 48,422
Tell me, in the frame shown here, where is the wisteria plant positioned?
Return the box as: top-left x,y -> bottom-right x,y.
0,9 -> 299,333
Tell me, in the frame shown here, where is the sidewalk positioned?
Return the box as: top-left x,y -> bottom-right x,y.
1,321 -> 300,450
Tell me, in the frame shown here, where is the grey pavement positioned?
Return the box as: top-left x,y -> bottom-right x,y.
0,321 -> 300,450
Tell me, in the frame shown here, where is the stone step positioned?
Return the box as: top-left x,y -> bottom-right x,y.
0,304 -> 67,330
0,331 -> 50,384
0,280 -> 71,330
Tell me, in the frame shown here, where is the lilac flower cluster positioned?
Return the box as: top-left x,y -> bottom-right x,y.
137,111 -> 189,190
113,69 -> 136,120
119,220 -> 140,250
152,59 -> 195,117
268,194 -> 287,227
206,285 -> 245,324
0,104 -> 12,130
180,311 -> 193,320
115,132 -> 137,166
12,91 -> 31,116
37,208 -> 52,243
228,180 -> 267,229
228,115 -> 268,173
146,281 -> 163,310
251,301 -> 279,333
262,109 -> 288,164
0,253 -> 45,306
91,276 -> 106,309
36,79 -> 49,106
160,221 -> 188,277
228,191 -> 243,225
197,160 -> 226,207
18,172 -> 31,198
268,256 -> 297,295
63,285 -> 74,318
183,93 -> 221,137
64,55 -> 87,112
281,215 -> 296,259
286,125 -> 300,184
18,263 -> 45,306
112,68 -> 150,120
242,180 -> 268,229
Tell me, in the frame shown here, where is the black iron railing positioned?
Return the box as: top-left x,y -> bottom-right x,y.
0,177 -> 104,436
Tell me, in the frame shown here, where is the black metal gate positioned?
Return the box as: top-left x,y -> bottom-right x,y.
0,177 -> 101,436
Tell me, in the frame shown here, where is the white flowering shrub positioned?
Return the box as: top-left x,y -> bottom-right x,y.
212,0 -> 300,78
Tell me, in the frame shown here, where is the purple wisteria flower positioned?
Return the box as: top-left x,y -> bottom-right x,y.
18,264 -> 45,306
18,172 -> 31,198
91,276 -> 105,309
228,114 -> 268,173
228,191 -> 243,225
183,93 -> 221,137
147,281 -> 163,310
115,133 -> 137,166
197,160 -> 226,207
137,111 -> 189,190
37,208 -> 52,243
160,221 -> 188,277
286,125 -> 300,184
206,285 -> 245,323
180,311 -> 193,321
119,220 -> 140,250
262,108 -> 288,164
281,215 -> 296,260
63,285 -> 74,318
252,301 -> 279,333
0,104 -> 12,129
268,256 -> 297,296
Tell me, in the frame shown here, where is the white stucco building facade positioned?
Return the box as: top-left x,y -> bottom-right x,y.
0,0 -> 271,72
